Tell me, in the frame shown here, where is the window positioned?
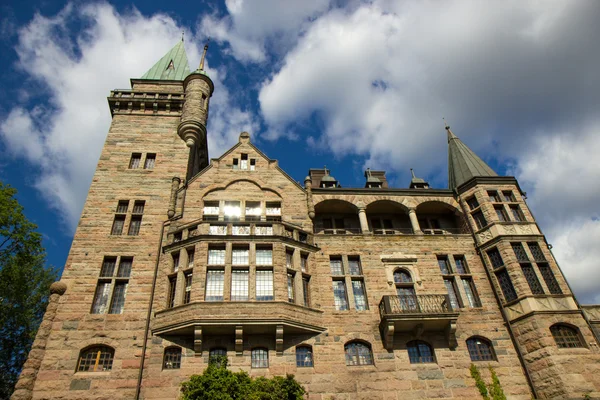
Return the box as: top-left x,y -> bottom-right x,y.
332,280 -> 349,310
444,278 -> 461,309
472,211 -> 487,230
187,249 -> 195,269
265,202 -> 281,220
329,256 -> 344,275
203,201 -> 220,219
232,246 -> 249,265
232,158 -> 239,169
538,263 -> 562,294
231,269 -> 249,301
488,191 -> 500,202
301,254 -> 308,273
250,159 -> 256,171
527,242 -> 546,262
509,205 -> 524,221
296,346 -> 313,367
251,348 -> 268,368
466,196 -> 479,210
348,256 -> 362,275
224,201 -> 241,220
128,216 -> 142,236
111,215 -> 125,235
256,247 -> 272,265
487,249 -> 504,269
467,337 -> 496,361
287,273 -> 295,302
495,206 -> 509,222
205,270 -> 224,301
521,263 -> 544,295
184,271 -> 193,304
454,256 -> 468,274
142,153 -> 156,169
208,246 -> 226,265
240,153 -> 248,170
92,256 -> 131,314
245,201 -> 261,220
407,341 -> 435,364
462,278 -> 481,307
286,249 -> 294,268
209,348 -> 227,364
77,346 -> 114,372
437,256 -> 451,274
116,200 -> 129,213
512,243 -> 529,262
167,276 -> 177,308
172,253 -> 180,272
132,200 -> 145,214
256,270 -> 273,301
352,280 -> 368,310
302,277 -> 310,307
344,342 -> 373,366
550,324 -> 584,348
496,270 -> 517,302
173,232 -> 182,243
394,269 -> 417,311
163,347 -> 182,369
129,153 -> 141,169
502,191 -> 515,202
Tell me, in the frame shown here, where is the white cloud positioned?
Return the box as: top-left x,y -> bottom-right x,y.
0,3 -> 257,231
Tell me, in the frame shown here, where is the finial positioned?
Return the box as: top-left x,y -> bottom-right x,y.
411,168 -> 416,179
199,38 -> 210,70
324,165 -> 329,175
443,117 -> 450,131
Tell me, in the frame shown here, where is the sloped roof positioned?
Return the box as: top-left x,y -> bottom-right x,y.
141,40 -> 190,81
447,127 -> 497,189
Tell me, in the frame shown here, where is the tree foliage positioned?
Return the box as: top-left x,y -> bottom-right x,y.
0,182 -> 58,399
180,356 -> 306,400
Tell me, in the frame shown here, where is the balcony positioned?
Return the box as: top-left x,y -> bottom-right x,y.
379,295 -> 459,350
373,228 -> 413,235
152,301 -> 325,354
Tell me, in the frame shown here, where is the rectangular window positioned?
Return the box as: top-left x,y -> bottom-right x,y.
437,256 -> 451,274
203,201 -> 220,218
205,270 -> 224,301
167,277 -> 177,308
487,249 -> 504,269
352,280 -> 368,310
510,205 -> 524,221
466,196 -> 479,210
117,257 -> 132,277
129,153 -> 141,169
116,200 -> 129,214
527,242 -> 546,262
472,211 -> 487,230
91,281 -> 112,314
187,249 -> 195,268
286,250 -> 294,268
265,202 -> 281,218
512,243 -> 529,262
287,273 -> 295,302
256,270 -> 274,301
495,206 -> 508,222
232,158 -> 239,169
231,269 -> 249,301
232,247 -> 249,265
303,277 -> 310,307
108,282 -> 128,314
496,270 -> 517,302
256,247 -> 273,265
111,215 -> 125,235
173,232 -> 182,242
208,247 -> 226,265
184,272 -> 193,304
332,280 -> 349,310
454,256 -> 468,274
128,216 -> 142,236
132,200 -> 145,214
245,201 -> 261,220
330,256 -> 344,275
521,263 -> 544,295
502,191 -> 515,202
538,263 -> 562,294
301,254 -> 308,273
144,153 -> 156,169
173,253 -> 180,272
348,256 -> 362,275
250,159 -> 256,171
461,278 -> 481,307
100,257 -> 117,277
488,191 -> 500,202
240,153 -> 248,170
444,278 -> 462,309
224,201 -> 241,220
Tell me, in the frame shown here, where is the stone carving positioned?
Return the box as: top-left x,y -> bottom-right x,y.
478,230 -> 493,242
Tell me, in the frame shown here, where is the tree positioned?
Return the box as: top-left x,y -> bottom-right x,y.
180,356 -> 306,400
0,182 -> 58,399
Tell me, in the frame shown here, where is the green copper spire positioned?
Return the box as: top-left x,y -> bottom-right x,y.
141,40 -> 191,81
447,124 -> 497,189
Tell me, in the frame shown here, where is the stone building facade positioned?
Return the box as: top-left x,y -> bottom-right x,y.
11,41 -> 600,400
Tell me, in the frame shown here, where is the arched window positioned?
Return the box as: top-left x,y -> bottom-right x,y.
394,269 -> 418,311
77,346 -> 114,372
296,345 -> 313,367
251,348 -> 269,368
209,347 -> 227,364
407,341 -> 435,363
344,341 -> 373,366
550,324 -> 584,348
163,347 -> 182,369
466,337 -> 496,361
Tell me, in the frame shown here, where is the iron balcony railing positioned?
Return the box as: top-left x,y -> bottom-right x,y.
379,294 -> 454,318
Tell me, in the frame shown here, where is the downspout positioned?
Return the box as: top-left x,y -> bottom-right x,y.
457,197 -> 539,399
135,219 -> 168,400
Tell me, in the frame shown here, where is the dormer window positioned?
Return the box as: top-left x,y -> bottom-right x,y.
241,154 -> 248,170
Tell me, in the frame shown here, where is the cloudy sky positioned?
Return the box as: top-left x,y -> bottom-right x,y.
1,0 -> 599,303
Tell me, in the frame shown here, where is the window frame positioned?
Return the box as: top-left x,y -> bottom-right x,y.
77,346 -> 115,372
466,337 -> 497,361
163,347 -> 182,369
251,347 -> 269,368
296,345 -> 314,367
550,324 -> 585,349
407,340 -> 436,364
344,341 -> 373,366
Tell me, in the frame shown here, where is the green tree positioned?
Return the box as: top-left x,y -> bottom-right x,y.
180,356 -> 306,400
0,182 -> 58,399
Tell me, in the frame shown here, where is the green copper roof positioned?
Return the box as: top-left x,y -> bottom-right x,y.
141,40 -> 190,81
447,128 -> 497,189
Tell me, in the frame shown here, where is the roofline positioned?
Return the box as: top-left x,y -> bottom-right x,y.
130,78 -> 185,86
455,176 -> 524,195
311,187 -> 455,196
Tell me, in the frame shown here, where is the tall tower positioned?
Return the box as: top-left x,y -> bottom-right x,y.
448,125 -> 600,399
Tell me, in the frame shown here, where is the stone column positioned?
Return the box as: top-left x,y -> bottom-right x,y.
11,281 -> 67,400
357,206 -> 370,234
408,208 -> 423,235
167,177 -> 180,218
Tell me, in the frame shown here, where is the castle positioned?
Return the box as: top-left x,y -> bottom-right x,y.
11,40 -> 600,400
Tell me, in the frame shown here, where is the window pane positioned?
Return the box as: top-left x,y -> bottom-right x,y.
78,347 -> 114,372
408,341 -> 434,363
224,201 -> 241,220
173,253 -> 180,272
303,278 -> 310,307
167,277 -> 177,308
487,249 -> 504,269
462,278 -> 481,308
502,191 -> 515,202
203,201 -> 220,216
551,325 -> 583,348
348,257 -> 362,275
521,264 -> 544,295
286,251 -> 294,268
330,257 -> 343,275
301,255 -> 308,273
444,279 -> 461,309
187,249 -> 195,268
496,270 -> 517,302
184,272 -> 193,304
437,257 -> 451,274
488,191 -> 500,202
332,280 -> 348,310
129,153 -> 141,169
256,249 -> 273,265
287,273 -> 295,302
352,280 -> 368,310
256,270 -> 273,301
163,348 -> 181,369
144,154 -> 156,169
512,243 -> 529,262
91,281 -> 112,314
111,215 -> 125,235
467,197 -> 479,210
208,248 -> 226,265
393,270 -> 412,283
527,242 -> 546,262
510,206 -> 524,221
232,248 -> 249,265
128,216 -> 142,235
209,348 -> 227,364
205,270 -> 224,301
296,346 -> 313,367
495,206 -> 508,222
116,200 -> 129,214
231,270 -> 249,301
467,338 -> 495,361
245,201 -> 261,217
472,211 -> 487,230
265,202 -> 281,215
109,282 -> 128,314
454,256 -> 468,274
538,263 -> 562,294
100,257 -> 116,277
345,342 -> 373,366
251,348 -> 268,368
117,257 -> 132,277
133,201 -> 145,214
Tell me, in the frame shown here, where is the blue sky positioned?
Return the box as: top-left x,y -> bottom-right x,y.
1,0 -> 599,303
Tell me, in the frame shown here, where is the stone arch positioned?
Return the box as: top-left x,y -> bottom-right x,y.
414,198 -> 461,214
202,178 -> 283,199
364,196 -> 414,212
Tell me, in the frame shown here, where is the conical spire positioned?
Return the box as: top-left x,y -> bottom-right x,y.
447,124 -> 497,189
141,39 -> 191,81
